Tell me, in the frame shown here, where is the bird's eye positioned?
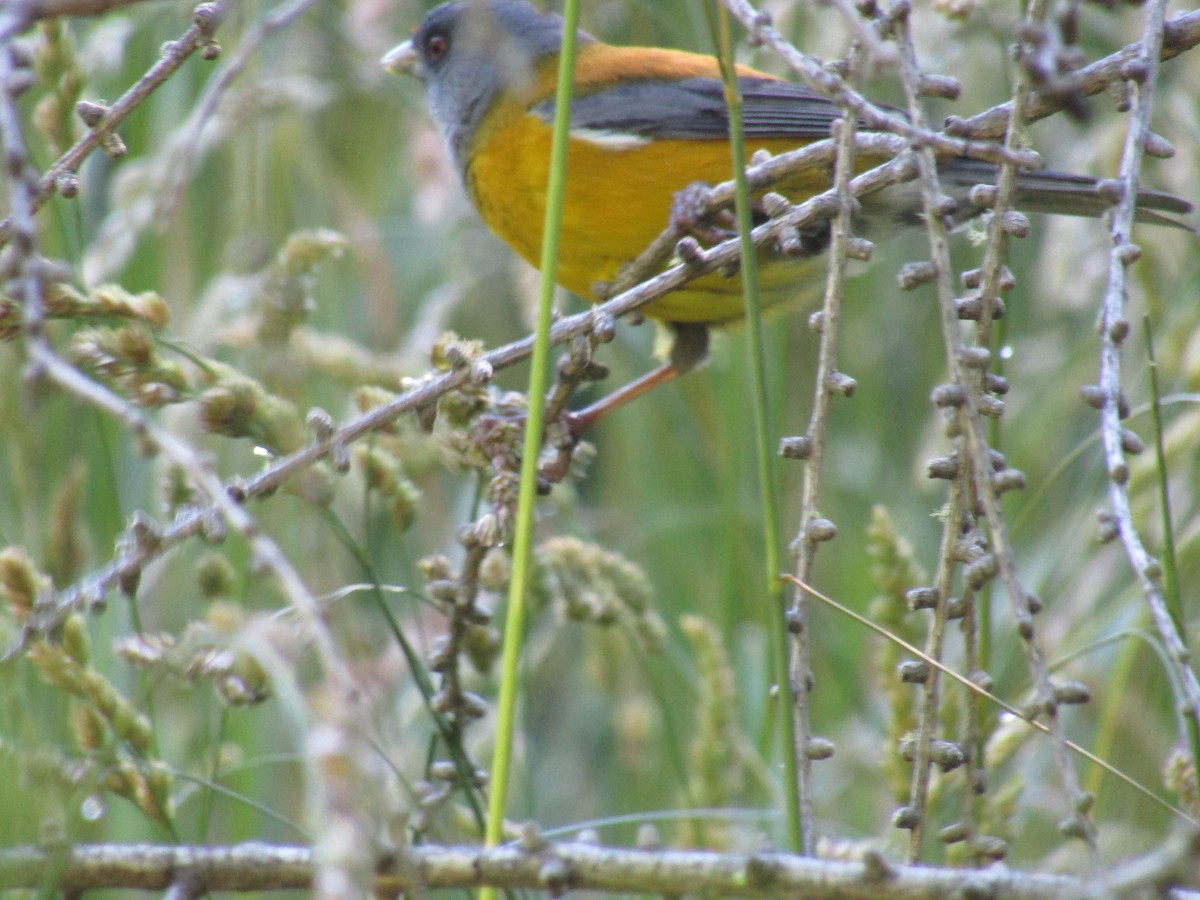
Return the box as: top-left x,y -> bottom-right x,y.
425,32 -> 449,63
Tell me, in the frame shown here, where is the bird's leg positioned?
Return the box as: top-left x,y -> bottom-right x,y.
557,361 -> 680,436
539,323 -> 710,483
565,321 -> 710,436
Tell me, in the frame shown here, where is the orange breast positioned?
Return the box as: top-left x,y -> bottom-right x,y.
465,104 -> 831,325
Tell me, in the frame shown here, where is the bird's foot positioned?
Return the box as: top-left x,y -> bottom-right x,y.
671,181 -> 737,245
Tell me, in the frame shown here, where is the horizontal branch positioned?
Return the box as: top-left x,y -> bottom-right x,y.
7,838 -> 1195,897
958,7 -> 1200,139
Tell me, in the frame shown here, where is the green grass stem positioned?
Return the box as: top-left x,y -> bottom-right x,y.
481,0 -> 582,891
1142,315 -> 1199,779
708,3 -> 801,853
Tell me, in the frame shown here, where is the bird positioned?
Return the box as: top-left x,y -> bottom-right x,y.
382,0 -> 1192,435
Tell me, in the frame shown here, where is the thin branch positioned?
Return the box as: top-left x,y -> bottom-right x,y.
6,838 -> 1192,897
791,575 -> 1195,824
818,0 -> 898,67
0,1 -> 226,248
901,450 -> 967,860
1096,0 -> 1200,742
886,0 -> 1099,860
1,4 -> 387,886
721,0 -> 1036,166
597,9 -> 1200,303
782,34 -> 870,855
883,3 -> 975,863
946,0 -> 1048,862
955,8 -> 1200,140
0,0 -> 352,692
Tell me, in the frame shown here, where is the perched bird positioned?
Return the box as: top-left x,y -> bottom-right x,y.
383,0 -> 1191,429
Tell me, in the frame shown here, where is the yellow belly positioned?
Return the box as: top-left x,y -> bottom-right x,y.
465,115 -> 830,325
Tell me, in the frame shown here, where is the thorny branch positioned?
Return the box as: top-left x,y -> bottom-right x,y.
721,0 -> 1036,168
1,130 -> 899,655
886,1 -> 991,864
0,2 -> 226,248
782,36 -> 871,856
1096,0 -> 1200,746
888,0 -> 1100,863
955,9 -> 1200,139
711,0 -> 1196,862
946,0 -> 1054,862
894,0 -> 1054,865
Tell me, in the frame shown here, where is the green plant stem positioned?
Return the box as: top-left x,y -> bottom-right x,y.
1143,317 -> 1183,641
708,3 -> 801,853
1084,612 -> 1144,800
481,0 -> 581,889
1142,315 -> 1199,777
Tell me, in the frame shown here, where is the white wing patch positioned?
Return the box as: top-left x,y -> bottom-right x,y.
569,128 -> 652,151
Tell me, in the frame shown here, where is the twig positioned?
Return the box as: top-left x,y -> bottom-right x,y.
722,0 -> 1038,167
948,0 -> 1048,862
790,575 -> 1194,824
0,11 -> 51,350
901,442 -> 967,861
782,34 -> 870,855
598,132 -> 906,300
44,355 -> 357,694
4,838 -> 1178,896
955,8 -> 1200,140
0,1 -> 226,248
598,9 -> 1200,302
1,4 -> 386,884
1096,0 -> 1200,746
0,0 -> 351,695
817,0 -> 898,67
792,578 -> 1195,825
886,0 -> 1099,861
884,9 -> 971,857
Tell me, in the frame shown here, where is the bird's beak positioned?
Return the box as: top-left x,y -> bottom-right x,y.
381,39 -> 422,78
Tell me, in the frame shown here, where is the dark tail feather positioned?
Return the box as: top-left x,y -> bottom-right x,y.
940,159 -> 1195,231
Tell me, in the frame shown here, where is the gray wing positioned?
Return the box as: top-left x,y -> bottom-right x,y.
538,75 -> 1195,226
534,76 -> 846,141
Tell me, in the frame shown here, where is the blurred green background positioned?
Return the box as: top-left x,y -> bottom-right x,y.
1,0 -> 1199,889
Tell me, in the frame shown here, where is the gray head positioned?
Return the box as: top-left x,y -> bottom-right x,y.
383,1 -> 594,170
